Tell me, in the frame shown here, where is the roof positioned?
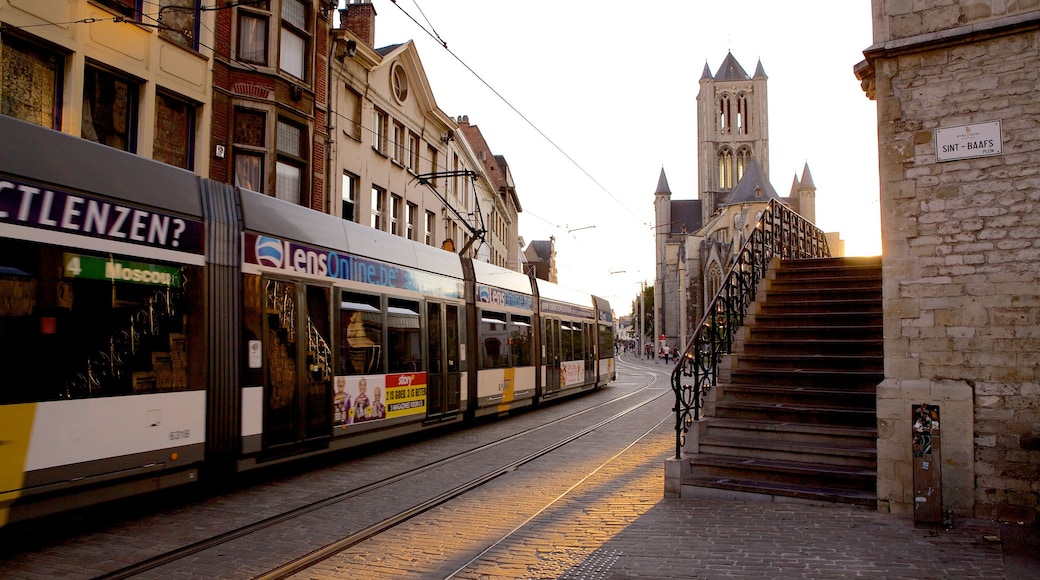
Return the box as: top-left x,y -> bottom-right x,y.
525,240 -> 553,261
655,167 -> 672,195
714,51 -> 750,81
669,199 -> 703,234
799,163 -> 816,190
723,158 -> 782,206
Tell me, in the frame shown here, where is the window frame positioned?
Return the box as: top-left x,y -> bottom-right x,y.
153,90 -> 197,170
1,32 -> 65,130
279,0 -> 310,81
82,62 -> 140,153
237,9 -> 269,66
275,117 -> 308,205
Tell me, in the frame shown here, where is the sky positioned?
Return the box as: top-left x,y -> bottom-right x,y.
359,0 -> 880,316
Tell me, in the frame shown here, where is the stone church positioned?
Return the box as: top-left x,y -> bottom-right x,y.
652,52 -> 838,354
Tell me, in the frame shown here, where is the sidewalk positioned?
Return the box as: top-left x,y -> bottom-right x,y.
590,351 -> 1038,580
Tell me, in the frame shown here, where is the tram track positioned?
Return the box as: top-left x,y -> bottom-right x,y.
92,369 -> 661,580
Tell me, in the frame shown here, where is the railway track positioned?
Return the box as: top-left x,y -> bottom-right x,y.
60,359 -> 663,579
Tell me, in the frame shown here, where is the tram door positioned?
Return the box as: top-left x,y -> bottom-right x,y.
426,302 -> 462,417
263,280 -> 332,452
544,318 -> 561,394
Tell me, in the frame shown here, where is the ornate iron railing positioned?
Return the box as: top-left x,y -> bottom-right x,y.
671,199 -> 831,458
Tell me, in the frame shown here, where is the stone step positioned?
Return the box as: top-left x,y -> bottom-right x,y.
740,338 -> 883,357
732,352 -> 884,373
680,475 -> 877,507
689,454 -> 876,491
728,367 -> 883,388
714,400 -> 877,427
717,384 -> 877,409
700,417 -> 876,447
697,433 -> 877,466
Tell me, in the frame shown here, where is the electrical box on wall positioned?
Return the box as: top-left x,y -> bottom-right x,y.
912,403 -> 943,527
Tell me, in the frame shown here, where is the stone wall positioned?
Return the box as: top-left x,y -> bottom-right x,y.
861,3 -> 1040,522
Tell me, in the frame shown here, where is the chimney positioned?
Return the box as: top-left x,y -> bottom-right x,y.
340,0 -> 376,48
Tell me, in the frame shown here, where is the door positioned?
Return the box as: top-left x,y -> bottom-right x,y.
262,279 -> 332,452
426,301 -> 462,417
544,318 -> 561,394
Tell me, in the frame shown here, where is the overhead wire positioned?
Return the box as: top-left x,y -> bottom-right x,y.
386,0 -> 651,229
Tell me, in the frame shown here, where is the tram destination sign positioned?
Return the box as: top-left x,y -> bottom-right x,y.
935,120 -> 1002,162
63,253 -> 183,287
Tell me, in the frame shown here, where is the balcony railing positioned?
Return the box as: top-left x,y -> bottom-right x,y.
671,199 -> 831,458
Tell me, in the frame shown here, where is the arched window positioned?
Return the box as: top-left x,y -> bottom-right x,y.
736,147 -> 752,183
717,147 -> 734,190
718,94 -> 731,134
706,262 -> 723,302
736,93 -> 750,135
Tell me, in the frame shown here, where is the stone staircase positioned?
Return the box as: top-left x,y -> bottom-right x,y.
682,256 -> 883,506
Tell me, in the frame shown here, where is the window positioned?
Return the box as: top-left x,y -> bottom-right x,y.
480,310 -> 508,369
234,108 -> 266,192
342,87 -> 362,140
339,291 -> 382,375
424,211 -> 435,245
372,109 -> 388,154
718,147 -> 734,190
159,0 -> 200,50
82,64 -> 138,152
509,315 -> 533,367
0,239 -> 202,403
342,172 -> 357,222
408,132 -> 420,172
96,0 -> 140,19
736,93 -> 750,135
1,34 -> 63,129
279,0 -> 308,80
736,147 -> 752,184
276,119 -> 306,205
388,298 -> 421,373
154,91 -> 195,170
392,122 -> 405,164
406,202 -> 417,241
718,94 -> 731,134
371,186 -> 385,230
236,153 -> 263,192
426,145 -> 439,184
237,11 -> 268,65
390,194 -> 401,235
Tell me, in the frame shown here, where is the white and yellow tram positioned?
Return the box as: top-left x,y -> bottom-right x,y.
0,115 -> 614,528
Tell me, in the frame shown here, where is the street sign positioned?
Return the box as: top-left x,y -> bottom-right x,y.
935,121 -> 1002,161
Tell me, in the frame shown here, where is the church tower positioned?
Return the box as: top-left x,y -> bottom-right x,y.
696,53 -> 769,225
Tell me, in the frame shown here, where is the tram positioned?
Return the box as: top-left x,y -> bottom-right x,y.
0,115 -> 614,528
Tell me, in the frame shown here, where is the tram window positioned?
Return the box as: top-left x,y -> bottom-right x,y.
599,323 -> 613,359
388,298 -> 421,373
479,310 -> 508,369
561,322 -> 577,362
509,315 -> 533,367
339,291 -> 382,375
0,240 -> 201,403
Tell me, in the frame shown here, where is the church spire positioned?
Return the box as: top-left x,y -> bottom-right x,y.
753,58 -> 768,79
655,167 -> 672,196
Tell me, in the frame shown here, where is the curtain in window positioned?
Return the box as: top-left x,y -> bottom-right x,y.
235,154 -> 262,192
280,29 -> 305,79
276,161 -> 301,204
239,15 -> 266,63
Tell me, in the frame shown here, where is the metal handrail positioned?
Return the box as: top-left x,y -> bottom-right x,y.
671,199 -> 831,458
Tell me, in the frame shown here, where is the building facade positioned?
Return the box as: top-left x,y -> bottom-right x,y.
328,1 -> 518,267
1,0 -> 215,173
856,2 -> 1040,522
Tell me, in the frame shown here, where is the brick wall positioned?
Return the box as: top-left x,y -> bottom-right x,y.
864,3 -> 1040,522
